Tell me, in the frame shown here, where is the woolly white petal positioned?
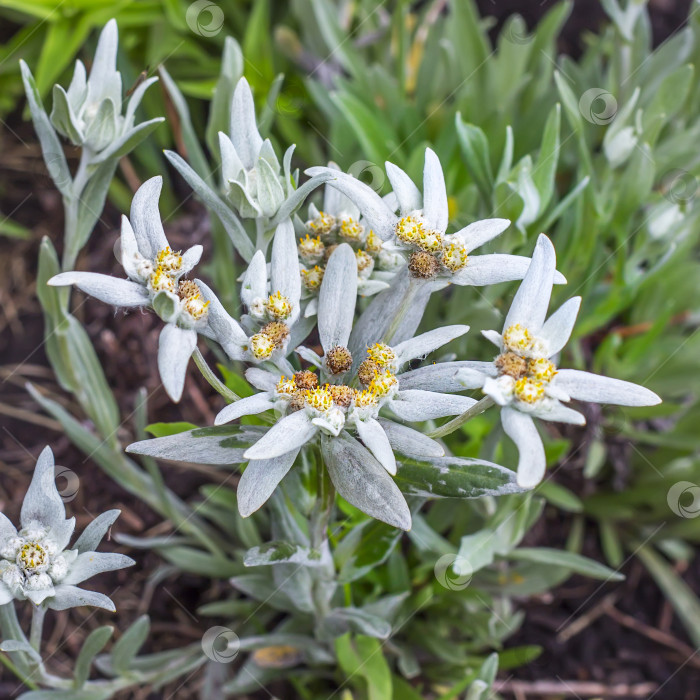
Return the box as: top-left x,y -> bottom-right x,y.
48,272 -> 149,307
237,448 -> 301,517
452,254 -> 533,287
157,324 -> 196,402
62,552 -> 134,585
455,367 -> 491,391
482,330 -> 503,348
389,390 -> 477,421
181,245 -> 203,274
529,400 -> 586,425
47,585 -> 115,612
501,407 -> 546,489
422,148 -> 448,232
241,250 -> 267,310
385,161 -> 422,215
305,167 -> 397,240
198,280 -> 249,360
503,234 -> 556,334
130,176 -> 168,260
541,297 -> 581,357
553,370 -> 661,406
400,361 -> 495,392
271,219 -> 302,318
355,418 -> 396,475
318,243 -> 357,353
393,325 -> 470,365
230,77 -> 263,171
377,418 -> 445,458
244,411 -> 319,460
454,218 -> 511,252
215,394 -> 275,425
245,368 -> 281,392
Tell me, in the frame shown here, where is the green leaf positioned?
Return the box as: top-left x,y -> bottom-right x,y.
335,634 -> 392,700
394,455 -> 523,499
637,544 -> 700,648
145,422 -> 199,438
243,541 -> 322,567
532,103 -> 560,213
74,626 -> 113,689
506,547 -> 624,581
336,519 -> 402,583
111,615 -> 150,676
455,115 -> 494,203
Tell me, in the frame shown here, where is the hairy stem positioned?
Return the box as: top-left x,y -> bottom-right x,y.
192,348 -> 240,403
29,605 -> 46,653
428,395 -> 495,439
382,277 -> 421,345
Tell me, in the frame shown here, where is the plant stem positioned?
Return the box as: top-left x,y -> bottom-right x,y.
382,277 -> 421,345
192,348 -> 240,403
310,458 -> 335,635
62,148 -> 91,272
428,395 -> 495,439
29,605 -> 45,653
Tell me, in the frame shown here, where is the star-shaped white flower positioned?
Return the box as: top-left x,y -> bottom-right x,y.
0,447 -> 132,610
456,234 -> 661,488
307,148 -> 566,288
48,177 -> 207,402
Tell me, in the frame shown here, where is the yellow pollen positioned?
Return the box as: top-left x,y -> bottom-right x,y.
416,228 -> 443,253
276,376 -> 298,396
149,266 -> 177,293
367,370 -> 398,397
502,324 -> 535,354
353,389 -> 379,408
395,215 -> 425,245
441,241 -> 469,272
301,266 -> 325,291
250,333 -> 275,360
355,249 -> 373,273
265,291 -> 293,320
366,343 -> 396,368
364,230 -> 383,255
514,377 -> 546,404
298,234 -> 325,262
306,211 -> 336,236
528,358 -> 557,382
19,542 -> 48,571
339,216 -> 365,241
304,386 -> 334,412
156,246 -> 183,273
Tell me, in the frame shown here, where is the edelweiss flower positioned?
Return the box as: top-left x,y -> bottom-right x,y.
300,166 -> 397,316
213,244 -> 476,528
219,77 -> 290,219
456,234 -> 661,488
48,177 -> 206,401
0,447 -> 132,610
307,148 -> 565,288
200,219 -> 302,372
46,20 -> 162,160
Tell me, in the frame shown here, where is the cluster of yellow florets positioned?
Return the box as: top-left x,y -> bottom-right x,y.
300,211 -> 384,292
366,343 -> 397,369
178,280 -> 210,321
394,217 -> 469,278
265,291 -> 293,320
248,321 -> 290,360
148,247 -> 186,294
493,327 -> 557,405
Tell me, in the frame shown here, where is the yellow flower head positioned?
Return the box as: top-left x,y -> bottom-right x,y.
366,343 -> 397,368
441,241 -> 469,272
149,266 -> 176,293
265,291 -> 293,320
528,358 -> 557,382
395,215 -> 425,245
276,376 -> 298,396
502,324 -> 535,354
339,215 -> 365,241
304,386 -> 334,412
368,370 -> 398,398
156,246 -> 183,274
306,211 -> 336,236
250,333 -> 275,360
301,266 -> 325,291
514,377 -> 546,404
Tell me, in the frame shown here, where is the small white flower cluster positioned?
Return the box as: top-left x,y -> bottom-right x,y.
48,72 -> 661,529
0,447 -> 132,609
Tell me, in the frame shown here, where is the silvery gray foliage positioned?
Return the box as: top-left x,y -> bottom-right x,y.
0,447 -> 132,610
